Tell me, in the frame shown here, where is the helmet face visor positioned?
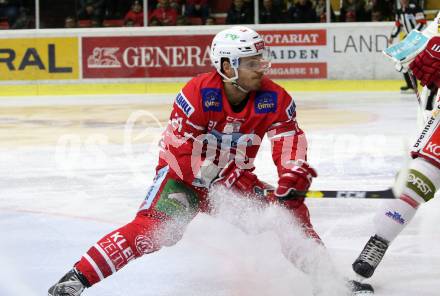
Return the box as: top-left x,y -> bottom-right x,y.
238,48 -> 272,72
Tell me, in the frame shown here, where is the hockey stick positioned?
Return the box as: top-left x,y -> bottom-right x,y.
305,188 -> 394,199
259,188 -> 395,199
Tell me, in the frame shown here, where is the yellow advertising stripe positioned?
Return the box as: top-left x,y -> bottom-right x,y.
0,37 -> 79,81
0,80 -> 404,96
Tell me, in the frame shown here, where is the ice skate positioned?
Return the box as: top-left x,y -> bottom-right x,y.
48,268 -> 88,296
352,235 -> 389,278
348,280 -> 374,295
400,85 -> 415,94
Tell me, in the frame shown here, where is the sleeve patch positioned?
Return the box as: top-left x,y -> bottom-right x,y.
254,91 -> 277,114
175,91 -> 194,117
286,99 -> 296,119
201,88 -> 223,112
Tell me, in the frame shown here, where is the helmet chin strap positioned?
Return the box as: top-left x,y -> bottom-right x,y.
224,79 -> 249,93
221,67 -> 249,93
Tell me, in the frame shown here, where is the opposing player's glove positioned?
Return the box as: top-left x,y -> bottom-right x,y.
275,160 -> 317,199
410,36 -> 440,90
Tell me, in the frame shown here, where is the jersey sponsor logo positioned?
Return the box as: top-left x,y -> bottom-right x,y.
175,92 -> 194,117
406,169 -> 435,201
225,33 -> 239,40
99,232 -> 135,270
285,99 -> 296,119
424,141 -> 440,156
255,91 -> 277,114
139,166 -> 169,211
413,117 -> 435,148
134,235 -> 155,255
385,211 -> 405,225
201,88 -> 222,112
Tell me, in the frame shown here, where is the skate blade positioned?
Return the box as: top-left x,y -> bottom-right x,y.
353,290 -> 374,295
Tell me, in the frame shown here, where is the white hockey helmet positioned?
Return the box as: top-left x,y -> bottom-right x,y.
210,26 -> 270,82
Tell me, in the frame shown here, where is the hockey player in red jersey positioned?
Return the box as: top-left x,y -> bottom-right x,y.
48,26 -> 368,296
353,12 -> 440,281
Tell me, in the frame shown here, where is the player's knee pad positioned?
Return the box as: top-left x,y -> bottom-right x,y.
375,157 -> 440,242
403,157 -> 440,204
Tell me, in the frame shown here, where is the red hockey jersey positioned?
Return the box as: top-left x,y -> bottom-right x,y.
157,71 -> 308,186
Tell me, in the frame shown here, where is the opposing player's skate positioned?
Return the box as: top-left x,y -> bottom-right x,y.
352,235 -> 389,278
48,268 -> 88,296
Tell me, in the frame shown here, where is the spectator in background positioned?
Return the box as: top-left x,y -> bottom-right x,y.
314,0 -> 325,18
10,5 -> 31,29
64,16 -> 77,28
0,0 -> 21,27
90,17 -> 102,27
149,0 -> 178,25
124,18 -> 135,26
104,0 -> 132,19
77,0 -> 105,22
375,0 -> 393,20
260,0 -> 284,23
149,16 -> 160,26
364,0 -> 391,21
226,0 -> 253,24
156,0 -> 181,13
176,15 -> 189,25
339,0 -> 367,22
243,0 -> 255,20
148,0 -> 157,12
185,0 -> 209,23
205,16 -> 216,25
124,0 -> 144,26
287,0 -> 317,23
371,8 -> 382,21
314,0 -> 336,22
345,10 -> 356,21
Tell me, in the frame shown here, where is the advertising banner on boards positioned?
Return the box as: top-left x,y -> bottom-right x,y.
0,37 -> 78,81
0,23 -> 400,82
261,29 -> 328,78
82,29 -> 328,79
82,35 -> 213,78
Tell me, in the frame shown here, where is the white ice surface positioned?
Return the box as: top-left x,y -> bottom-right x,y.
1,92 -> 439,296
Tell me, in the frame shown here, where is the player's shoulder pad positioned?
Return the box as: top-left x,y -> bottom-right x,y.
178,71 -> 220,117
198,71 -> 224,113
